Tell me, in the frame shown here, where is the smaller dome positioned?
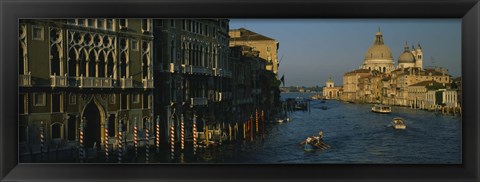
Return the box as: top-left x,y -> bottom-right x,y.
398,42 -> 415,63
398,52 -> 415,63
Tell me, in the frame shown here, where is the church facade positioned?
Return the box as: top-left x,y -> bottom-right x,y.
341,29 -> 459,112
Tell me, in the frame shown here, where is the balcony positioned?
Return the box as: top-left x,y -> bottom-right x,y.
120,76 -> 133,89
142,77 -> 154,89
169,63 -> 180,73
19,72 -> 31,87
78,76 -> 113,88
212,68 -> 232,78
50,73 -> 68,87
214,91 -> 222,102
181,64 -> 189,74
190,97 -> 208,107
191,66 -> 209,75
214,91 -> 232,102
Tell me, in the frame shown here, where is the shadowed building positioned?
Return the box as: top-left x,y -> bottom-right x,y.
19,19 -> 154,159
152,19 -> 232,145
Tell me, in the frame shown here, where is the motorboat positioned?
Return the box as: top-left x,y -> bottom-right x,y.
391,117 -> 406,130
372,104 -> 392,113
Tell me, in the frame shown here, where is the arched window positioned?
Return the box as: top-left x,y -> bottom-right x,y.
79,50 -> 87,76
120,52 -> 127,78
98,52 -> 106,77
68,49 -> 76,77
107,52 -> 114,77
19,44 -> 25,74
88,51 -> 96,77
383,67 -> 386,73
50,45 -> 61,76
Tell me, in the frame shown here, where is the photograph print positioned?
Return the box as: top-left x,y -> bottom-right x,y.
18,19 -> 461,164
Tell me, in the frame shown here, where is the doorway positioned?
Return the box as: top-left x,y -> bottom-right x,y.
82,101 -> 103,148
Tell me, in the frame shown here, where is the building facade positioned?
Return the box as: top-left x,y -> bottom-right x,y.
322,77 -> 342,100
19,19 -> 154,156
361,29 -> 395,74
229,28 -> 280,75
152,19 -> 232,145
341,28 -> 460,114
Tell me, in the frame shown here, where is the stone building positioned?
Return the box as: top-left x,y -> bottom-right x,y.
342,28 -> 457,109
322,77 -> 342,100
229,46 -> 271,121
152,19 -> 232,145
341,69 -> 370,102
229,28 -> 280,75
391,67 -> 451,106
397,42 -> 423,69
361,29 -> 395,74
19,19 -> 154,155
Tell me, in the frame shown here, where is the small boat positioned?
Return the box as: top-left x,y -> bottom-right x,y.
277,118 -> 284,123
391,117 -> 406,130
300,130 -> 330,151
372,104 -> 392,113
321,106 -> 328,110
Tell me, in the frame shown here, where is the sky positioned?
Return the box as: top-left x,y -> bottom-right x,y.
230,19 -> 461,87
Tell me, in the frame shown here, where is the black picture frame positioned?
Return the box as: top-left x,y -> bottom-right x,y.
1,0 -> 479,181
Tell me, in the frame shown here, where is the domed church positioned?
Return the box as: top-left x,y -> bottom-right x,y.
361,28 -> 395,74
398,42 -> 423,69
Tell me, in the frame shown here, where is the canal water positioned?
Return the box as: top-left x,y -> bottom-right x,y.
25,92 -> 461,164
197,92 -> 462,164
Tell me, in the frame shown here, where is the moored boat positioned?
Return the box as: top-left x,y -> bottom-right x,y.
372,104 -> 392,113
391,117 -> 406,130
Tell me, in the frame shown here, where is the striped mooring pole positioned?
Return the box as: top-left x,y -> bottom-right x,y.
39,121 -> 45,161
170,116 -> 175,160
117,121 -> 123,163
79,119 -> 85,162
181,114 -> 185,151
155,115 -> 160,153
134,117 -> 138,158
145,119 -> 150,163
192,114 -> 197,155
104,121 -> 109,162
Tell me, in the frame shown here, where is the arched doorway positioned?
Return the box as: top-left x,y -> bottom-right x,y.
82,100 -> 104,148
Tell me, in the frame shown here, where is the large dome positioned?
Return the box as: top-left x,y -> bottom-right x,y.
364,30 -> 393,61
364,45 -> 393,60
